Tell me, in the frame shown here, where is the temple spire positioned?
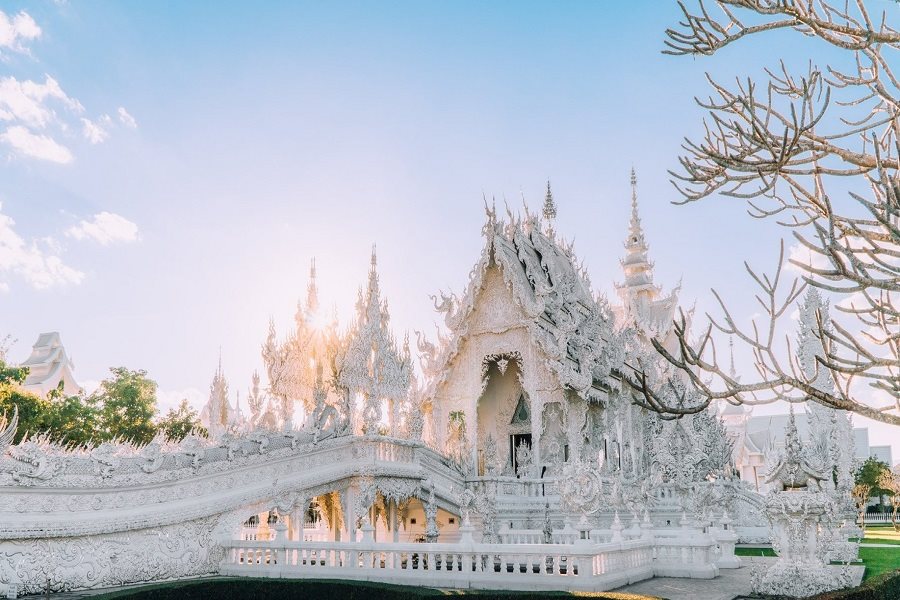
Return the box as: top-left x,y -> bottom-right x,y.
728,337 -> 737,380
616,168 -> 658,303
542,179 -> 557,238
306,257 -> 319,315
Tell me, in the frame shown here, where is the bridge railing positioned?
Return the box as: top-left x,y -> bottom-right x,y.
218,538 -> 656,591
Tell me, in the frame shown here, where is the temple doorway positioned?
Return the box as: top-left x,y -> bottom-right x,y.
510,432 -> 532,475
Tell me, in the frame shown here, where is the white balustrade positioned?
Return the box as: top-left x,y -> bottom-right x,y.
221,538 -> 656,591
219,530 -> 723,592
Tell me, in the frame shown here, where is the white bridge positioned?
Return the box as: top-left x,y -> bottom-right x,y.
0,423 -> 743,596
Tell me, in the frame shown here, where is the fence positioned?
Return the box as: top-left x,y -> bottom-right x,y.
864,513 -> 897,525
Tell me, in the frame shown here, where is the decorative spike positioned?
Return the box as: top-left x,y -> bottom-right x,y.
728,337 -> 737,380
542,179 -> 557,238
543,179 -> 557,221
307,257 -> 320,314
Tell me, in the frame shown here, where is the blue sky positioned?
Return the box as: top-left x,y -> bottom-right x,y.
0,1 -> 896,459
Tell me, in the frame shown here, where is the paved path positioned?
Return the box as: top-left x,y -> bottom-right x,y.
614,562 -> 756,600
860,542 -> 900,548
613,558 -> 866,600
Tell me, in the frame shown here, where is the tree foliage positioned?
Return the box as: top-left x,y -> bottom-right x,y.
0,382 -> 51,444
879,464 -> 900,530
91,367 -> 159,445
157,399 -> 206,441
0,344 -> 209,447
856,456 -> 892,498
44,393 -> 101,446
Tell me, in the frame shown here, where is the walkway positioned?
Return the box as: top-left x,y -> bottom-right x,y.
613,558 -> 866,600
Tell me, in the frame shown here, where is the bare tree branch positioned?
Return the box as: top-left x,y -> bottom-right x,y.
627,0 -> 899,425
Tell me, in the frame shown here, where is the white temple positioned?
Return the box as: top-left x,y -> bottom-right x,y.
723,289 -> 858,495
199,355 -> 244,438
0,175 -> 862,598
18,332 -> 82,398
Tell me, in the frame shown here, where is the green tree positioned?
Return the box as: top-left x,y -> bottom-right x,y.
156,399 -> 206,441
92,367 -> 158,445
0,383 -> 51,444
0,356 -> 51,443
45,394 -> 101,446
856,457 -> 892,508
0,362 -> 28,386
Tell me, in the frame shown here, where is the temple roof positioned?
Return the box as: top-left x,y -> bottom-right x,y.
427,201 -> 619,400
613,171 -> 681,339
20,332 -> 82,398
765,409 -> 827,489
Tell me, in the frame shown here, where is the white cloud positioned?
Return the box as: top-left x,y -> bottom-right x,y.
66,212 -> 140,245
0,75 -> 83,128
81,117 -> 108,144
787,241 -> 830,275
157,387 -> 205,414
0,202 -> 84,290
117,107 -> 137,129
0,10 -> 41,54
0,125 -> 73,163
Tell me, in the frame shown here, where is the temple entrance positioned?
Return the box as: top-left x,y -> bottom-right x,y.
476,352 -> 528,476
510,433 -> 532,475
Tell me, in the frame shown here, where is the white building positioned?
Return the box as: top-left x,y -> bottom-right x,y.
18,332 -> 82,398
0,177 -> 852,597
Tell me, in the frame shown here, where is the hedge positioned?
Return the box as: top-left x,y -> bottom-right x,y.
755,569 -> 900,600
808,569 -> 900,600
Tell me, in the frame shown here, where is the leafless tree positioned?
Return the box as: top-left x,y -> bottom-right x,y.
626,0 -> 899,425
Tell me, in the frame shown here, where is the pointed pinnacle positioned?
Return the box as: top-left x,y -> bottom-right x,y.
728,337 -> 736,379
542,179 -> 557,221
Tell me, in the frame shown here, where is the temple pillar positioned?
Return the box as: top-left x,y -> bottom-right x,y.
294,495 -> 307,542
424,493 -> 439,543
345,485 -> 358,542
530,393 -> 541,473
390,499 -> 400,543
331,496 -> 341,542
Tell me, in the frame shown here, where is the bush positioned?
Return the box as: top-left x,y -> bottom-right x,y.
807,569 -> 900,600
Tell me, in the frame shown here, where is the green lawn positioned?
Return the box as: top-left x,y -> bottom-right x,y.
734,547 -> 777,557
859,546 -> 900,581
858,525 -> 900,546
735,545 -> 899,581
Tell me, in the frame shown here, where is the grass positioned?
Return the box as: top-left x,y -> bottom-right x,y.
735,546 -> 777,557
736,543 -> 900,582
858,546 -> 900,582
858,525 -> 900,546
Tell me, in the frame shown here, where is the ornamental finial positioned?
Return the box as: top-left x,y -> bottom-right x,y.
543,179 -> 557,238
729,336 -> 736,380
629,167 -> 641,234
306,257 -> 319,314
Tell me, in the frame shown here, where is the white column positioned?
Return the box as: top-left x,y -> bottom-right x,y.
391,499 -> 400,543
